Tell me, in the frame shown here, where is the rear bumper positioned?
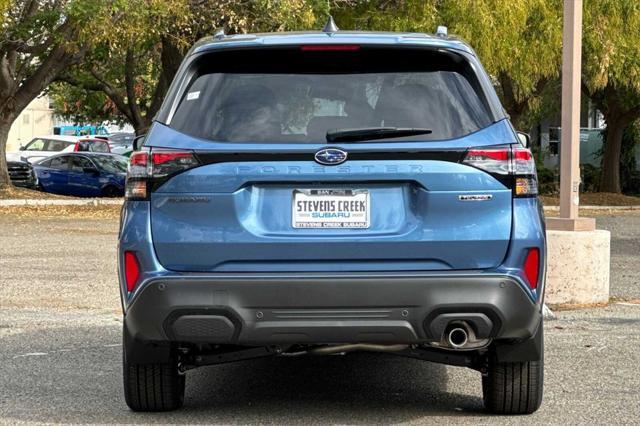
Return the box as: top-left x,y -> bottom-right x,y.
124,272 -> 541,347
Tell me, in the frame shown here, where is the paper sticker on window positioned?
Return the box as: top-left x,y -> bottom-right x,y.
186,91 -> 200,101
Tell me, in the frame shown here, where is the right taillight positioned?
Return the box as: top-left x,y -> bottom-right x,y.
125,149 -> 199,200
462,145 -> 538,197
512,148 -> 538,197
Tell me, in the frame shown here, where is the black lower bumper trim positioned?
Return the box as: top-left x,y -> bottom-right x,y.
124,273 -> 541,347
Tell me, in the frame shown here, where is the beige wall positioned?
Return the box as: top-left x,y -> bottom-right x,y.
6,96 -> 54,152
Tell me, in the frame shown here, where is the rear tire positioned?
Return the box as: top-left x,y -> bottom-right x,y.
123,348 -> 185,412
101,185 -> 121,197
482,357 -> 543,414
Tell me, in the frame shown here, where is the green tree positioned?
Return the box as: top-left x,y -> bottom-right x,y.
440,0 -> 563,130
0,0 -> 112,188
52,0 -> 321,135
582,0 -> 640,193
53,0 -> 190,135
334,0 -> 563,130
48,83 -> 125,127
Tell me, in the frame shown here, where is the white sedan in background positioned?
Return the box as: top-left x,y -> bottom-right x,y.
6,135 -> 79,164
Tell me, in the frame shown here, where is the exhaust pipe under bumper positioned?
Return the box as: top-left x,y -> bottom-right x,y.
427,312 -> 494,350
439,321 -> 490,350
447,327 -> 469,348
293,343 -> 409,356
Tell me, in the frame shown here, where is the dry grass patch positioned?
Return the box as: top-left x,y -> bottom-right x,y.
0,204 -> 121,219
547,301 -> 609,311
0,185 -> 72,199
540,192 -> 640,206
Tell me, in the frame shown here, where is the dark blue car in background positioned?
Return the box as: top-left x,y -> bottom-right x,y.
34,153 -> 127,197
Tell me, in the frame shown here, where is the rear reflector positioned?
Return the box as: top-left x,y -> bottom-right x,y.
523,248 -> 540,290
300,45 -> 360,51
124,251 -> 141,292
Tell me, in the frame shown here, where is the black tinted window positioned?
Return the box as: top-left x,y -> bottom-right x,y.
109,133 -> 134,144
49,156 -> 70,170
46,139 -> 73,151
77,140 -> 109,152
90,141 -> 109,152
70,156 -> 92,171
170,48 -> 492,143
92,155 -> 128,173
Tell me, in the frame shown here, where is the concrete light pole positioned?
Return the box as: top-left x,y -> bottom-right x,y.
543,0 -> 610,307
547,0 -> 595,232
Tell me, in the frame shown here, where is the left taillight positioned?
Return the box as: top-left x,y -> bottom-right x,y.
462,145 -> 538,197
124,251 -> 141,292
125,149 -> 199,200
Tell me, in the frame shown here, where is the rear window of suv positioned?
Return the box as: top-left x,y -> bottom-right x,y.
169,46 -> 494,143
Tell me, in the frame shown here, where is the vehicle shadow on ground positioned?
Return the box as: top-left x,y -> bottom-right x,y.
185,353 -> 486,423
2,326 -> 487,424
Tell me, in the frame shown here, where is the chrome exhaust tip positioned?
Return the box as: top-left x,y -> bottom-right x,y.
447,327 -> 469,348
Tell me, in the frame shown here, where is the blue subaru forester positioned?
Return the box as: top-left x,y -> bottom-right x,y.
118,25 -> 545,414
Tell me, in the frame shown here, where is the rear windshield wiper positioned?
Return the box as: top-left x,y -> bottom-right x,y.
326,127 -> 433,143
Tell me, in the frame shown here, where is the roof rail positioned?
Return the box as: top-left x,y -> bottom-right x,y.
322,15 -> 339,33
214,29 -> 226,40
435,25 -> 448,37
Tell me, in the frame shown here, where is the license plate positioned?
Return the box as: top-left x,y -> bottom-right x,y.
292,189 -> 370,229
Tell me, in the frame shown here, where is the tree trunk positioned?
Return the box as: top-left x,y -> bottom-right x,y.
600,119 -> 624,193
0,120 -> 13,189
134,125 -> 149,137
132,115 -> 153,136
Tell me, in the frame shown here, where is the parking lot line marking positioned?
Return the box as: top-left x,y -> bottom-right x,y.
13,352 -> 48,358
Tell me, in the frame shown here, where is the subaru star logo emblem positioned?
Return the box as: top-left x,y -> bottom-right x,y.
314,148 -> 348,165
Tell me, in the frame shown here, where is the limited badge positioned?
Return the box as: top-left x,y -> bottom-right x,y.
458,194 -> 493,201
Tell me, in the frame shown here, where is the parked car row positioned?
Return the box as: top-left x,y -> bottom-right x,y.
5,133 -> 134,196
33,152 -> 127,197
7,135 -> 109,164
7,133 -> 135,162
103,132 -> 136,155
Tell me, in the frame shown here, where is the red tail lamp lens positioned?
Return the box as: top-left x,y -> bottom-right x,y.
124,251 -> 141,292
466,149 -> 510,161
523,248 -> 540,290
513,149 -> 533,161
129,151 -> 148,168
462,148 -> 510,175
150,151 -> 199,178
151,152 -> 195,165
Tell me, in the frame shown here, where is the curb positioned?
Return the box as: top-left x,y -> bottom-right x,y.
0,199 -> 124,206
543,205 -> 640,211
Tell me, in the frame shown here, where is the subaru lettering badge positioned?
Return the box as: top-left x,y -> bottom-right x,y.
314,148 -> 348,165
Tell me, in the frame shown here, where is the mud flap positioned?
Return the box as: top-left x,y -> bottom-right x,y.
123,322 -> 172,364
493,319 -> 543,363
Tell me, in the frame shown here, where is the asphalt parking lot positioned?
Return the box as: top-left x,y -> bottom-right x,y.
1,209 -> 639,424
